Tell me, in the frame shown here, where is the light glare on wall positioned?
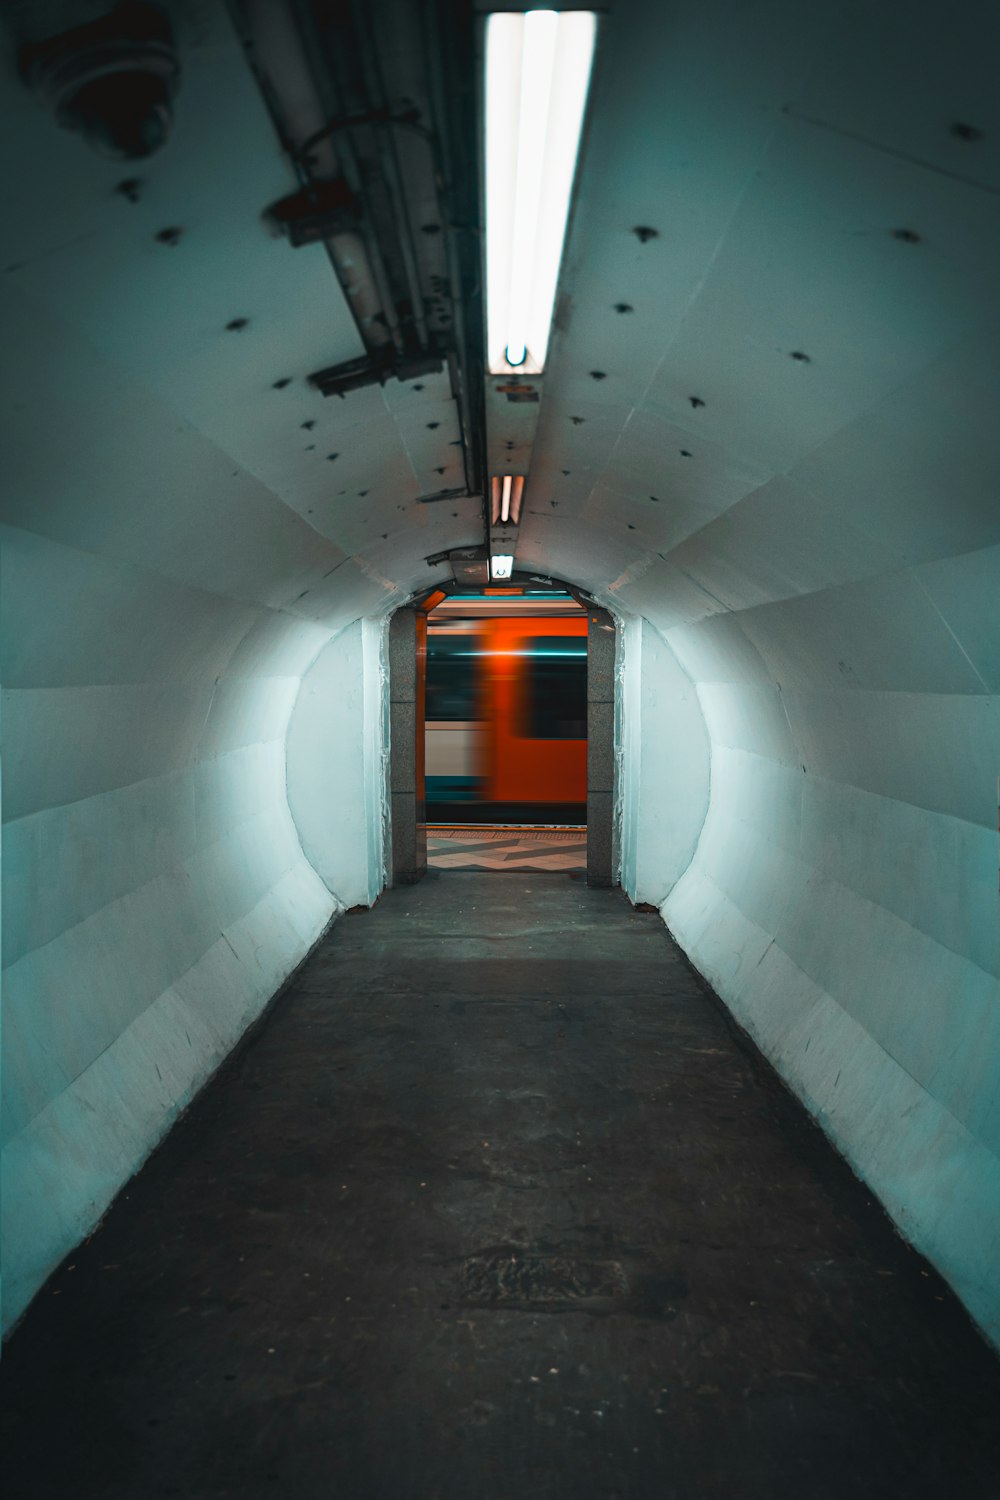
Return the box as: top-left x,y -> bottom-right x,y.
485,9 -> 596,374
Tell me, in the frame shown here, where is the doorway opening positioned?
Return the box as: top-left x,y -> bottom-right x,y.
424,584 -> 587,873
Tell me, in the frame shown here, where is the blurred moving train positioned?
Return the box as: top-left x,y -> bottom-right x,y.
425,611 -> 588,825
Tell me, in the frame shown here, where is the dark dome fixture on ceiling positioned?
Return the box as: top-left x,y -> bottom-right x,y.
21,2 -> 180,161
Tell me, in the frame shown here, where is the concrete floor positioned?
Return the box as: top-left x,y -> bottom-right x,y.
3,874 -> 1000,1499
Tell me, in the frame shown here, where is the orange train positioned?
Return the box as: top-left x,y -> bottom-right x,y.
425,615 -> 587,824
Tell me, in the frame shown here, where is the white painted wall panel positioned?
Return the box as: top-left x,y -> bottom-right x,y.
656,540 -> 1000,1345
0,527 -> 343,1333
618,618 -> 710,907
285,620 -> 387,911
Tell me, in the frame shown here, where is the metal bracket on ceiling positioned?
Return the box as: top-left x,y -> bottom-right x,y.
447,547 -> 490,588
417,485 -> 475,506
264,178 -> 360,246
308,351 -> 443,399
421,547 -> 489,589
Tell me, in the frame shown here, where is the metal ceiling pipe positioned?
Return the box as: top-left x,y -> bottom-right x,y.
350,0 -> 433,355
231,0 -> 397,352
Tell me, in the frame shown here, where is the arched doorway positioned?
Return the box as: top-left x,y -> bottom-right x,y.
388,578 -> 615,888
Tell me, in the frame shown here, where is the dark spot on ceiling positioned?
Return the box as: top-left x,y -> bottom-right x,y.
413,384 -> 424,392
789,350 -> 811,362
426,421 -> 440,429
679,450 -> 692,458
358,490 -> 369,497
570,416 -> 585,425
421,223 -> 441,234
632,225 -> 659,243
382,532 -> 388,539
590,370 -> 606,381
272,377 -> 292,389
434,466 -> 446,475
449,439 -> 462,446
561,469 -> 571,476
155,227 -> 182,246
689,396 -> 705,408
892,227 -> 921,243
627,523 -> 636,529
116,178 -> 142,203
305,444 -> 315,450
951,121 -> 983,142
649,495 -> 660,502
327,453 -> 339,461
614,302 -> 633,314
505,440 -> 515,449
226,318 -> 249,332
301,420 -> 316,430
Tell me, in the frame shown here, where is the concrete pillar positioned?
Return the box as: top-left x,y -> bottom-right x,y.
389,608 -> 427,884
587,607 -> 615,887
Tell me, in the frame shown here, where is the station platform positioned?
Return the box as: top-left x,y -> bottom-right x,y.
428,826 -> 587,872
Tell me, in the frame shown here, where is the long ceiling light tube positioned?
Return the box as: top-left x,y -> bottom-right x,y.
485,9 -> 597,374
490,474 -> 526,526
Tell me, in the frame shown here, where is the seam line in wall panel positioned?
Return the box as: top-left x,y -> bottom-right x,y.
1,738 -> 290,829
910,571 -> 992,693
691,812 -> 999,983
782,107 -> 1000,198
2,802 -> 303,983
666,871 -> 1000,1159
703,741 -> 1000,838
4,865 -> 331,1140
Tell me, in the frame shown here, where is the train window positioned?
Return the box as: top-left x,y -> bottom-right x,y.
522,636 -> 587,740
426,634 -> 478,721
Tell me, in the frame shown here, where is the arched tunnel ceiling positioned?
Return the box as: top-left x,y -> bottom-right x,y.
4,0 -> 999,637
0,0 -> 481,639
519,0 -> 1000,627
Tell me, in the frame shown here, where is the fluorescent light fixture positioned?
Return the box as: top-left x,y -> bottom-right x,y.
490,553 -> 514,580
490,474 -> 526,524
485,9 -> 596,374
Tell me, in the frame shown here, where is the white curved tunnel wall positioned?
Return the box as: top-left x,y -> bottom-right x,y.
286,620 -> 389,911
617,615 -> 710,905
656,554 -> 1000,1345
0,5 -> 466,1335
1,524 -> 340,1333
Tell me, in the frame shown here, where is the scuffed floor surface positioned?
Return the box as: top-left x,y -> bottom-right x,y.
428,826 -> 587,871
3,875 -> 1000,1499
